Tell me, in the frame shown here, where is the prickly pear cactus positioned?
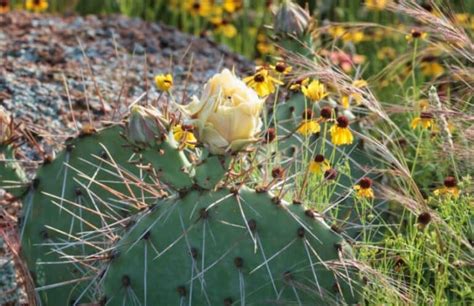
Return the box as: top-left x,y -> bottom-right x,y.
19,106 -> 195,305
101,186 -> 360,305
11,102 -> 361,305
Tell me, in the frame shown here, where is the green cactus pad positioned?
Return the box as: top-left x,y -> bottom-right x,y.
102,187 -> 360,305
0,144 -> 28,198
21,124 -> 193,305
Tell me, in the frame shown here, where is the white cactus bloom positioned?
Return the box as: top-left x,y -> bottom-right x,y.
182,69 -> 264,154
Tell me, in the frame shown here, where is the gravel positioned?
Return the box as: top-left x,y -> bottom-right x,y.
0,11 -> 253,160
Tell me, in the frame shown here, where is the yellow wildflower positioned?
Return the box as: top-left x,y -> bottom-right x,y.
173,125 -> 198,149
297,120 -> 320,136
223,0 -> 242,13
155,74 -> 173,92
302,80 -> 329,102
214,20 -> 237,38
420,57 -> 444,78
309,154 -> 330,175
297,109 -> 320,136
411,112 -> 434,130
257,41 -> 275,55
365,0 -> 390,11
185,0 -> 212,17
354,177 -> 375,199
377,47 -> 397,60
26,0 -> 48,12
353,79 -> 368,88
289,78 -> 309,91
0,0 -> 9,13
433,176 -> 460,198
244,68 -> 283,97
341,92 -> 363,109
330,116 -> 353,146
405,28 -> 428,42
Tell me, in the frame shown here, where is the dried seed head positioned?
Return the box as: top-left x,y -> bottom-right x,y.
275,62 -> 288,73
324,168 -> 337,180
254,73 -> 265,83
336,116 -> 349,128
302,108 -> 314,120
264,127 -> 276,143
320,106 -> 333,119
443,176 -> 457,188
417,212 -> 432,225
181,124 -> 194,132
314,154 -> 325,163
420,112 -> 434,119
359,177 -> 372,189
271,167 -> 285,179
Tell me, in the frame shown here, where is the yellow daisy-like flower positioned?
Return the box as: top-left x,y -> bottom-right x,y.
420,61 -> 444,78
405,28 -> 428,42
0,0 -> 9,14
353,79 -> 368,88
222,0 -> 242,13
270,62 -> 292,75
26,0 -> 48,13
214,20 -> 238,38
433,176 -> 460,198
173,125 -> 197,149
330,116 -> 353,146
289,78 -> 309,91
377,47 -> 397,60
155,74 -> 173,92
309,154 -> 330,175
365,0 -> 390,11
411,112 -> 434,130
297,120 -> 320,136
184,0 -> 212,17
354,177 -> 375,199
302,80 -> 329,102
243,68 -> 283,97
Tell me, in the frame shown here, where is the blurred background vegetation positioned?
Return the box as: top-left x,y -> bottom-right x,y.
6,0 -> 474,61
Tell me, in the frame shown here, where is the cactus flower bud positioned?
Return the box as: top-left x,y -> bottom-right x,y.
273,0 -> 311,37
127,105 -> 167,146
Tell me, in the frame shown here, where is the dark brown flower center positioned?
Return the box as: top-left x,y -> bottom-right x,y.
275,62 -> 286,73
264,128 -> 276,143
271,167 -> 285,179
181,124 -> 194,132
0,0 -> 8,7
443,176 -> 457,188
359,177 -> 372,189
420,112 -> 433,119
302,108 -> 313,120
320,107 -> 332,119
254,74 -> 265,83
324,168 -> 337,180
336,116 -> 349,128
314,154 -> 325,163
417,212 -> 432,225
411,29 -> 422,38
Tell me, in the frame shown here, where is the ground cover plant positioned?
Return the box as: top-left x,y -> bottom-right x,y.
0,0 -> 473,305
